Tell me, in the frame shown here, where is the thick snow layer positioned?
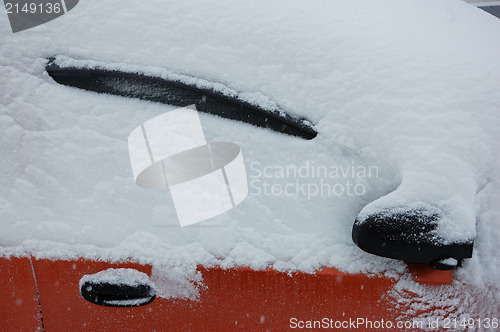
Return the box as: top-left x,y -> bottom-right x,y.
79,268 -> 155,290
1,0 -> 499,315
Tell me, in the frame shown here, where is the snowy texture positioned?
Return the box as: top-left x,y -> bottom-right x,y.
1,0 -> 499,316
150,264 -> 204,300
52,55 -> 284,114
387,276 -> 500,330
79,268 -> 155,291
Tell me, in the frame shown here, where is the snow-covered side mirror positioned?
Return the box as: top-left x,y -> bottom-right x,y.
80,268 -> 156,307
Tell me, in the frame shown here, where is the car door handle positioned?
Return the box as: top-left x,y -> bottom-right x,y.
80,268 -> 156,307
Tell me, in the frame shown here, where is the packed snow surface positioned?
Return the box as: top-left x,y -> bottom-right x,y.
1,0 -> 499,317
79,268 -> 155,290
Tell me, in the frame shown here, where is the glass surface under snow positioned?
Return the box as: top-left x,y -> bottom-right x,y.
1,0 -> 499,317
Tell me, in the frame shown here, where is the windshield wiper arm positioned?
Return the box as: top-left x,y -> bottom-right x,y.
46,58 -> 317,140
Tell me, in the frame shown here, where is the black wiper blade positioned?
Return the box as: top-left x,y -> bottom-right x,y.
46,58 -> 317,140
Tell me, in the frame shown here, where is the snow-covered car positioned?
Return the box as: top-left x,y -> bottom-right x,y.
1,0 -> 499,330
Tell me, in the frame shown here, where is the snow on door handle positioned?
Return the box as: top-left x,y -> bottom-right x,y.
79,268 -> 156,307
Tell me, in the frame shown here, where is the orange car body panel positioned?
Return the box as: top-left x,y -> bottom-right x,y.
0,257 -> 43,331
1,257 -> 453,331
